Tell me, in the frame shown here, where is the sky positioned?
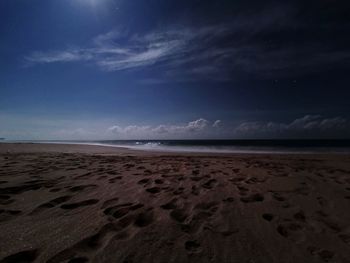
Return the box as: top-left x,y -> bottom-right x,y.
1,0 -> 350,140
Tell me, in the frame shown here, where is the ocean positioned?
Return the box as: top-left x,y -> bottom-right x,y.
13,139 -> 350,154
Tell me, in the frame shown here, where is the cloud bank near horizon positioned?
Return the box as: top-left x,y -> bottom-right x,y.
235,115 -> 349,138
106,115 -> 349,139
107,118 -> 220,139
1,115 -> 349,140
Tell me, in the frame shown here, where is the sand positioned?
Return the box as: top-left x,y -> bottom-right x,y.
0,143 -> 350,263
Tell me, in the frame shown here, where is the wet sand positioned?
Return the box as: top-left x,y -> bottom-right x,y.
0,143 -> 350,263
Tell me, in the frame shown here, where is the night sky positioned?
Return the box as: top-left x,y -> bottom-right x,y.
1,0 -> 350,139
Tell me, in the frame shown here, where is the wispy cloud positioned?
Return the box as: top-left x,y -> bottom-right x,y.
25,49 -> 93,64
25,28 -> 190,72
25,4 -> 350,81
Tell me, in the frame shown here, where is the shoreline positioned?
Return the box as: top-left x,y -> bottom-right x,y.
1,142 -> 349,156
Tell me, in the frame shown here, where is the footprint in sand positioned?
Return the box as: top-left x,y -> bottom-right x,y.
31,195 -> 73,214
202,179 -> 217,189
47,223 -> 123,263
60,199 -> 99,210
56,206 -> 154,263
240,193 -> 264,203
160,198 -> 178,210
0,183 -> 43,195
103,203 -> 144,219
276,222 -> 305,243
68,184 -> 97,192
0,209 -> 22,222
192,170 -> 200,175
49,188 -> 61,193
146,187 -> 161,194
191,185 -> 200,196
0,195 -> 14,205
262,213 -> 274,221
154,179 -> 164,184
73,172 -> 92,180
173,187 -> 185,195
339,233 -> 350,244
308,247 -> 335,262
229,177 -> 245,185
317,249 -> 335,262
194,201 -> 219,212
138,178 -> 151,185
97,175 -> 108,181
237,186 -> 249,196
101,197 -> 119,209
190,176 -> 205,182
0,249 -> 39,263
133,209 -> 154,227
181,202 -> 220,234
106,171 -> 119,175
103,203 -> 155,236
317,196 -> 328,207
184,240 -> 201,253
222,197 -> 234,203
170,208 -> 189,223
177,175 -> 186,182
293,211 -> 306,222
271,192 -> 286,202
67,256 -> 89,262
108,176 -> 123,184
245,177 -> 267,184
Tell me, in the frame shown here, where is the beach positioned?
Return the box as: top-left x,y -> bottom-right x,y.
0,143 -> 350,263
